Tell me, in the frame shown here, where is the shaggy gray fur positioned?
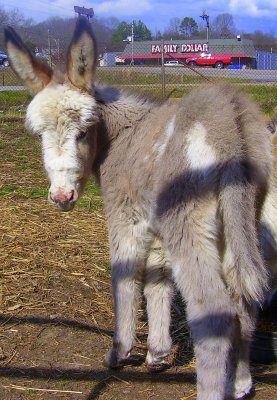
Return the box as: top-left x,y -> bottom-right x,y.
93,84 -> 271,400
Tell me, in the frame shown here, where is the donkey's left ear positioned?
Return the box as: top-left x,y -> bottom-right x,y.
67,18 -> 97,92
5,26 -> 53,94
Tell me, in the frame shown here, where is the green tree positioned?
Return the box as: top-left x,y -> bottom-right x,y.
180,17 -> 198,37
134,20 -> 152,41
110,20 -> 152,51
110,21 -> 130,46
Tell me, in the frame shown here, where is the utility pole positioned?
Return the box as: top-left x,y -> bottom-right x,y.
57,39 -> 60,63
48,30 -> 52,68
131,21 -> 134,66
200,12 -> 210,50
161,39 -> 165,99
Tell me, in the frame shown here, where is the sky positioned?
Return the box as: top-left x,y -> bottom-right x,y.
3,0 -> 277,37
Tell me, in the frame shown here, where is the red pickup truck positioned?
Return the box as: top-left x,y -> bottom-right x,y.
186,52 -> 232,69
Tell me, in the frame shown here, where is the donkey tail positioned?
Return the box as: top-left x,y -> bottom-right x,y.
220,161 -> 269,304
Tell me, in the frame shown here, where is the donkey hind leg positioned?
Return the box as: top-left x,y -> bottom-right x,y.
225,301 -> 257,400
174,254 -> 237,400
104,222 -> 152,369
168,213 -> 237,400
144,239 -> 173,372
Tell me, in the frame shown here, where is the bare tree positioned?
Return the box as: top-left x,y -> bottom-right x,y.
211,13 -> 236,38
163,17 -> 181,40
244,30 -> 277,52
0,6 -> 9,26
0,5 -> 33,49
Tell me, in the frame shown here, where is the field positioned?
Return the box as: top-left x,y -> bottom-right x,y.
0,86 -> 277,400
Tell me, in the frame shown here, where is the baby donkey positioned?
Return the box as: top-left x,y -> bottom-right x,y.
5,18 -> 272,400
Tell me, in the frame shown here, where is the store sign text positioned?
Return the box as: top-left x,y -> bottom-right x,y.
151,43 -> 208,54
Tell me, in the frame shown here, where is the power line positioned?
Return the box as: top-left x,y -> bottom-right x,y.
1,0 -> 76,18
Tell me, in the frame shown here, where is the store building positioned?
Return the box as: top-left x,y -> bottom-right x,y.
120,38 -> 256,68
256,51 -> 277,70
99,51 -> 123,66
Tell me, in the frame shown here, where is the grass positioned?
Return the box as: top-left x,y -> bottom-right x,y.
0,90 -> 32,119
98,68 -> 206,85
0,185 -> 48,199
0,90 -> 31,108
0,67 -> 22,86
241,85 -> 277,115
77,180 -> 104,211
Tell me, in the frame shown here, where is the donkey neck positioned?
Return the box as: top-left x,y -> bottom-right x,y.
95,85 -> 158,144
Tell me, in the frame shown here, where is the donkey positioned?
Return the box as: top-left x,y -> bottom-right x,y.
5,18 -> 272,400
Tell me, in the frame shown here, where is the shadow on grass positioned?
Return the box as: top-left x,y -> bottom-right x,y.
0,365 -> 196,400
0,313 -> 113,336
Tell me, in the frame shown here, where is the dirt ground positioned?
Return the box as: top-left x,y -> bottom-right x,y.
1,120 -> 277,400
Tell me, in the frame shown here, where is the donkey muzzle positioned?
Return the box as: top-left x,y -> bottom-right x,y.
49,190 -> 78,212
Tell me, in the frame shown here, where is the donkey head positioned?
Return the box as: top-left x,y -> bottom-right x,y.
5,18 -> 99,211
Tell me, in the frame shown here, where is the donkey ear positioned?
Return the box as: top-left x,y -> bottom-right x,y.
67,18 -> 97,92
4,27 -> 52,94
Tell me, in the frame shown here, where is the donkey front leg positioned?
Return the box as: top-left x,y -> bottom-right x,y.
104,261 -> 141,368
104,222 -> 151,369
144,239 -> 173,372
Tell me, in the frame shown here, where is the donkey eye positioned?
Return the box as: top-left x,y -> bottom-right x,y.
76,131 -> 86,141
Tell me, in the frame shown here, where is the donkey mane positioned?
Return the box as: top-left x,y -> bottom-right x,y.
93,83 -> 161,154
95,82 -> 160,108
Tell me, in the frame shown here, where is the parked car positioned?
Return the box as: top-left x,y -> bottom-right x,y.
164,60 -> 182,66
124,59 -> 143,65
0,50 -> 9,67
185,52 -> 232,69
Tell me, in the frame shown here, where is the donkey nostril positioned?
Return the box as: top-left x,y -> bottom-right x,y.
68,190 -> 75,202
49,190 -> 77,204
49,192 -> 55,203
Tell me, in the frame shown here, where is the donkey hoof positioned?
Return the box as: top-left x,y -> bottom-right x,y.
225,377 -> 254,400
234,389 -> 254,400
103,348 -> 135,369
234,377 -> 253,399
146,361 -> 171,373
103,349 -> 124,369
